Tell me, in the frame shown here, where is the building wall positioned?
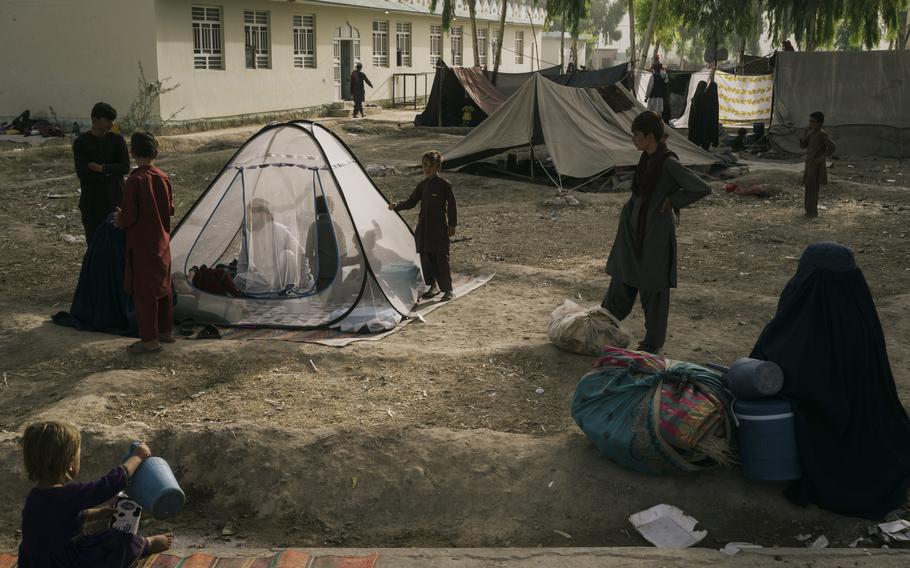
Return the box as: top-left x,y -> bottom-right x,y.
0,0 -> 160,124
540,34 -> 588,70
155,0 -> 544,122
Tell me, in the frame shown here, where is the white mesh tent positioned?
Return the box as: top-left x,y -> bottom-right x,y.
170,121 -> 423,331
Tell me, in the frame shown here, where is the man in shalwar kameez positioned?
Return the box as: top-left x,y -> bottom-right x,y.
73,102 -> 130,243
602,111 -> 710,354
115,132 -> 175,354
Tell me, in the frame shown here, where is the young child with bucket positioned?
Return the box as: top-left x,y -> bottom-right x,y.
17,421 -> 173,567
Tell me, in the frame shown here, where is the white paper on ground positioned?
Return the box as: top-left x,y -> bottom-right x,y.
878,520 -> 910,542
629,504 -> 707,548
720,542 -> 763,555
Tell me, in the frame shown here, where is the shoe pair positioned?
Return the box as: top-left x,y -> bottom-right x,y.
420,287 -> 454,302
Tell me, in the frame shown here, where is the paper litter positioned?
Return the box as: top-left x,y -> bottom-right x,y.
629,504 -> 707,548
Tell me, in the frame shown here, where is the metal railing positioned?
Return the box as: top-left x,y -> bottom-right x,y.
391,72 -> 432,109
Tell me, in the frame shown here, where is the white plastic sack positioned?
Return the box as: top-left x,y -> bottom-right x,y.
547,299 -> 630,355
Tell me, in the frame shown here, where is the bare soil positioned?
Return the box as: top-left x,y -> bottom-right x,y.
1,117 -> 908,553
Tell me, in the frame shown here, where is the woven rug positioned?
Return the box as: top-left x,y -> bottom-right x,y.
0,551 -> 378,568
219,273 -> 493,346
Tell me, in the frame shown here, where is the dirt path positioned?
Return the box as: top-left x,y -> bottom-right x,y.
0,119 -> 908,552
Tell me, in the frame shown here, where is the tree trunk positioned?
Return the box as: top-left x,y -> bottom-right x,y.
902,8 -> 910,49
571,37 -> 578,66
560,20 -> 566,71
628,0 -> 636,70
739,37 -> 746,64
652,40 -> 661,63
469,0 -> 480,66
492,0 -> 508,84
638,0 -> 659,69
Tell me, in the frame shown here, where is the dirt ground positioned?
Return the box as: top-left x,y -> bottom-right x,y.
1,116 -> 909,555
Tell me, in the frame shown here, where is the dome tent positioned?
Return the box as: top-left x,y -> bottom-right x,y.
170,120 -> 423,331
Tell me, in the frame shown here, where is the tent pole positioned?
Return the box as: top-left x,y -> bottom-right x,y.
530,146 -> 535,180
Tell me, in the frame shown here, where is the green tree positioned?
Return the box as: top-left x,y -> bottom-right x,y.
767,0 -> 908,51
548,0 -> 591,66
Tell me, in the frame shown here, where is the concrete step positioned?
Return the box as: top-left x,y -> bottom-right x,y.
328,101 -> 353,110
325,108 -> 352,118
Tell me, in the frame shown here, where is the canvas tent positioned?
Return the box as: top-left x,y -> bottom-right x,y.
551,62 -> 629,89
769,50 -> 910,158
169,121 -> 423,331
443,74 -> 716,179
415,64 -> 507,127
493,65 -> 563,97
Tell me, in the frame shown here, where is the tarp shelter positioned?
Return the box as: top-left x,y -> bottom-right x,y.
170,121 -> 423,331
669,70 -> 773,129
551,62 -> 629,88
443,74 -> 716,179
492,65 -> 562,97
415,64 -> 507,127
769,50 -> 910,158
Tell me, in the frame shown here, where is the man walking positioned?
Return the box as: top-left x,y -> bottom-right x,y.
350,63 -> 373,118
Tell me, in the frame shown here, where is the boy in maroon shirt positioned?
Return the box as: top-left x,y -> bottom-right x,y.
389,150 -> 457,301
114,132 -> 175,354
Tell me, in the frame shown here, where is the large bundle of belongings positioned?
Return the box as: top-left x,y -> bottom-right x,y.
1,109 -> 65,137
169,120 -> 424,332
415,62 -> 508,127
571,346 -> 734,474
443,74 -> 715,180
768,50 -> 910,158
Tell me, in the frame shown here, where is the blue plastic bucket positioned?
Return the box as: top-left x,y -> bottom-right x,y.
734,398 -> 801,482
122,443 -> 185,519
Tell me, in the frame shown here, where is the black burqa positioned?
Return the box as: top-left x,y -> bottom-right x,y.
52,215 -> 137,336
750,242 -> 910,519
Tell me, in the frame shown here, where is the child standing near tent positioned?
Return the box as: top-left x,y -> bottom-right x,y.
17,421 -> 173,567
602,111 -> 710,355
114,132 -> 175,354
389,150 -> 457,302
799,111 -> 836,218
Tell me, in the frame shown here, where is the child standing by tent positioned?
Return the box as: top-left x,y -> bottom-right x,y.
17,421 -> 173,566
799,111 -> 836,218
114,132 -> 175,354
389,150 -> 457,302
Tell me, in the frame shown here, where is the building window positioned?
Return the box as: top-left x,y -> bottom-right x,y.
244,10 -> 270,69
477,28 -> 488,66
430,24 -> 442,66
192,6 -> 224,70
451,26 -> 463,66
396,22 -> 412,67
514,30 -> 524,64
372,20 -> 389,67
293,15 -> 316,68
491,29 -> 499,65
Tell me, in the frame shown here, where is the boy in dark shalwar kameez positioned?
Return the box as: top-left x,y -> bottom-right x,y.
602,111 -> 710,354
114,132 -> 175,354
799,111 -> 836,218
73,102 -> 130,243
389,150 -> 458,301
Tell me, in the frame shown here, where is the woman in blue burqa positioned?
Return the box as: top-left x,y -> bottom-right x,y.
751,242 -> 910,519
53,213 -> 137,335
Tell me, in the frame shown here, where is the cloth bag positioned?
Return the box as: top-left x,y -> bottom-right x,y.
547,299 -> 630,355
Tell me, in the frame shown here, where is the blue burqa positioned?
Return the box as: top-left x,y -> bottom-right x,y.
751,242 -> 910,519
52,216 -> 137,336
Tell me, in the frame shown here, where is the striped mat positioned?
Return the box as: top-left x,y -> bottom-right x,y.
0,551 -> 378,568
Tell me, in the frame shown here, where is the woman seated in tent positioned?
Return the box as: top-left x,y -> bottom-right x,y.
234,198 -> 312,296
751,242 -> 910,520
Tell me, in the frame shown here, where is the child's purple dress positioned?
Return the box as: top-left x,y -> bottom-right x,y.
18,466 -> 149,568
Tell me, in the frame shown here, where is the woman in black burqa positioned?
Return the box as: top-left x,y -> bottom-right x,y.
751,242 -> 910,519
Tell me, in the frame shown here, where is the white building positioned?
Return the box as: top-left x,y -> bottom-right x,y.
540,31 -> 590,70
1,0 -> 545,128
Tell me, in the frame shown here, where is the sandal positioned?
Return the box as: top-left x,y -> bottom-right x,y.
126,342 -> 162,355
196,324 -> 221,340
178,318 -> 195,336
635,342 -> 660,355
